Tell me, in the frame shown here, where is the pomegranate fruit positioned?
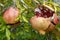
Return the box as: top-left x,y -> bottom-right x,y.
30,16 -> 51,35
3,6 -> 19,24
30,16 -> 51,30
30,5 -> 59,35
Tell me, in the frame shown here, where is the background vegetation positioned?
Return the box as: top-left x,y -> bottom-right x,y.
0,0 -> 60,40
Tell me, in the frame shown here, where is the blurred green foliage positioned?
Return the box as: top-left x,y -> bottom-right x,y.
0,0 -> 60,40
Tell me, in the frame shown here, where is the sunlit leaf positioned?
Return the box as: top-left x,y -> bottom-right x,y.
0,3 -> 4,7
6,28 -> 11,40
22,16 -> 28,23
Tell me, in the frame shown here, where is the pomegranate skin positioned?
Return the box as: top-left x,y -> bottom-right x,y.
3,7 -> 19,24
39,30 -> 46,35
53,14 -> 59,25
30,16 -> 51,31
30,16 -> 56,35
45,23 -> 55,32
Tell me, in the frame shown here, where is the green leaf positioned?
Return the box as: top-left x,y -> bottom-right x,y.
6,28 -> 11,40
0,25 -> 5,31
0,3 -> 4,7
23,0 -> 36,9
56,37 -> 60,40
0,16 -> 5,24
52,2 -> 59,6
22,16 -> 28,23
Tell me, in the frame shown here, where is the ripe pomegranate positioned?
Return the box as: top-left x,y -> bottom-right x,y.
30,16 -> 51,35
3,6 -> 19,24
30,5 -> 59,35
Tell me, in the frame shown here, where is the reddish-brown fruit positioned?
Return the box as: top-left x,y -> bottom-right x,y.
3,7 -> 19,24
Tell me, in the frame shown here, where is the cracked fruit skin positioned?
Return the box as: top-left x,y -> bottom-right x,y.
3,7 -> 19,24
30,14 -> 58,35
30,5 -> 59,35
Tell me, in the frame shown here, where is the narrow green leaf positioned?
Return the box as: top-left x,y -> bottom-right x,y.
22,16 -> 28,23
6,28 -> 10,40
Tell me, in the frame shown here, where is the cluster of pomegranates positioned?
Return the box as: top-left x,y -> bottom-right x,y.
30,5 -> 59,35
2,4 -> 59,35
